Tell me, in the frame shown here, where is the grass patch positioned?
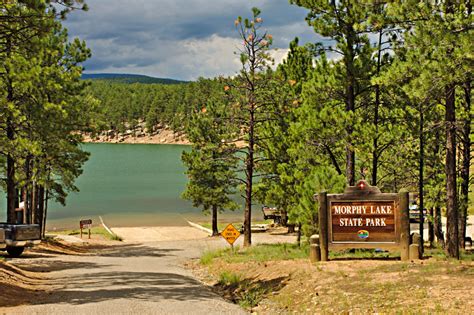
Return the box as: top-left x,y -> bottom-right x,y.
52,226 -> 122,241
215,270 -> 285,309
200,247 -> 232,265
218,271 -> 242,286
200,240 -> 474,313
239,286 -> 268,309
201,243 -> 308,265
426,246 -> 474,262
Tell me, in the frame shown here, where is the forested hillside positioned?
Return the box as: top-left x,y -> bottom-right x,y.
85,78 -> 223,139
82,73 -> 186,85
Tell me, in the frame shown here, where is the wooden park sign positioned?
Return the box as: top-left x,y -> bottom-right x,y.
80,219 -> 92,239
316,180 -> 410,261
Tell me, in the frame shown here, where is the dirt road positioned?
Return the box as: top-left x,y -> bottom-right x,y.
1,227 -> 295,315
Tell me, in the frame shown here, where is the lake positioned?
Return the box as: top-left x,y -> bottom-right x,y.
0,143 -> 253,229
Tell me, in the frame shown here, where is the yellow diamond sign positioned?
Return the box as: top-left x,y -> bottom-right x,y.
221,223 -> 241,246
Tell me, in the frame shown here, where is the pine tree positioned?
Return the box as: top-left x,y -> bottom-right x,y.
182,88 -> 239,236
383,0 -> 472,258
228,8 -> 275,246
290,0 -> 375,186
255,38 -> 313,237
0,1 -> 93,230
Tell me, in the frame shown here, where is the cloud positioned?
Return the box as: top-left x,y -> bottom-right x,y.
86,35 -> 242,80
64,0 -> 325,80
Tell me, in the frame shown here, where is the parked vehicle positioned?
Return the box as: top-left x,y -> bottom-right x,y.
409,204 -> 428,223
262,206 -> 288,225
0,223 -> 41,257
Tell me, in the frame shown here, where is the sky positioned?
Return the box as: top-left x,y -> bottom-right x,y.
63,0 -> 328,81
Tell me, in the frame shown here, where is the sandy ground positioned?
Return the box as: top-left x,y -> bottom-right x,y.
112,226 -> 296,246
0,226 -> 295,315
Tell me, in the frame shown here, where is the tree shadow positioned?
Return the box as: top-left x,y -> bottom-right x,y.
23,271 -> 219,307
92,243 -> 183,258
0,243 -> 221,308
0,282 -> 46,308
11,260 -> 112,273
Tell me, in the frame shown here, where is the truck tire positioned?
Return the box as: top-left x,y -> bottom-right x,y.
6,246 -> 24,258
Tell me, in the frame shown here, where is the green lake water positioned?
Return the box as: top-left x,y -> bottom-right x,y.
1,143 -> 252,229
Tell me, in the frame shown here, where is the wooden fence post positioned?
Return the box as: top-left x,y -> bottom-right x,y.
399,191 -> 410,261
409,244 -> 420,260
309,234 -> 321,263
318,192 -> 329,261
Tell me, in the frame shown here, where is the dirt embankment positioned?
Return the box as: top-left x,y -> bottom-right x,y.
83,121 -> 190,145
192,255 -> 474,313
0,238 -> 89,308
0,260 -> 46,307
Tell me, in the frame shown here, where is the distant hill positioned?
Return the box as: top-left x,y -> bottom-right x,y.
82,73 -> 186,85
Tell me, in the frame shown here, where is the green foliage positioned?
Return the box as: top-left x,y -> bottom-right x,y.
181,87 -> 239,230
0,1 -> 95,215
87,78 -> 222,136
255,38 -> 312,228
53,226 -> 123,241
218,271 -> 242,286
201,243 -> 309,265
216,270 -> 269,309
229,8 -> 278,246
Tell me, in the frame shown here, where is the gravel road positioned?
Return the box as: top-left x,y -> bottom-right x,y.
1,226 -> 295,315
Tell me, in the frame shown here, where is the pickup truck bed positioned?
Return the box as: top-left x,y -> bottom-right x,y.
0,224 -> 41,253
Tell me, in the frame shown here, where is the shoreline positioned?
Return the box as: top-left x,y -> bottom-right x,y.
82,127 -> 191,145
44,212 -> 261,231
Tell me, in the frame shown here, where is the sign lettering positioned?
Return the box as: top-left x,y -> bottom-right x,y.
331,201 -> 396,243
221,224 -> 240,246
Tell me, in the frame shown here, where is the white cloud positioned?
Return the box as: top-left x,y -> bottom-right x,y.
64,0 -> 322,80
87,35 -> 242,80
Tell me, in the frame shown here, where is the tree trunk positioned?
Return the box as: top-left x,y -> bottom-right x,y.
6,147 -> 16,223
296,223 -> 302,247
244,110 -> 254,247
428,207 -> 435,247
42,190 -> 49,238
21,188 -> 27,224
372,30 -> 383,186
434,206 -> 445,247
31,184 -> 37,225
445,83 -> 459,259
36,186 -> 44,228
24,157 -> 31,224
418,102 -> 425,256
459,80 -> 471,249
344,24 -> 356,186
5,36 -> 17,224
211,204 -> 219,236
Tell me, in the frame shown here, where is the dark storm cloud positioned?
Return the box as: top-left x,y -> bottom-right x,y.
63,0 -> 327,80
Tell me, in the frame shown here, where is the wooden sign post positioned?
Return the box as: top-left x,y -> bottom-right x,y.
80,219 -> 92,239
316,180 -> 410,261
